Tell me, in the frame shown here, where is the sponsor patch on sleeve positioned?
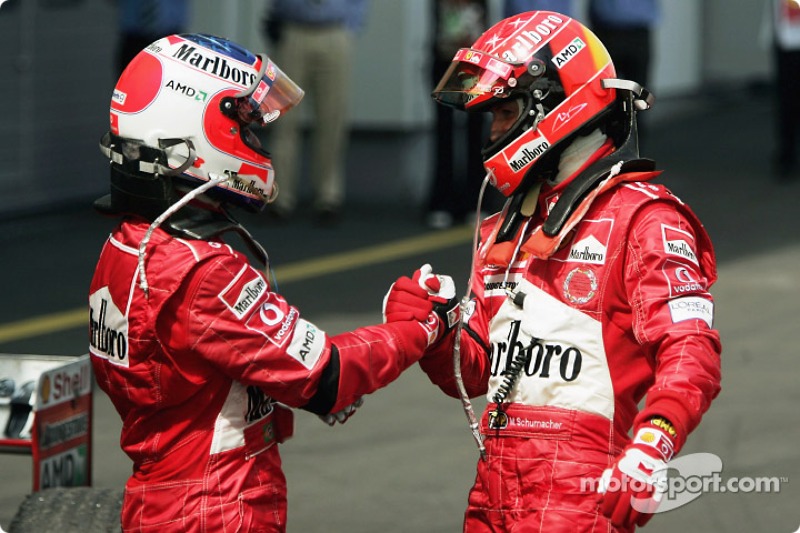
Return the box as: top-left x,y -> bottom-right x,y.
285,319 -> 326,370
661,225 -> 699,265
661,259 -> 706,298
245,295 -> 299,348
668,296 -> 714,328
218,265 -> 268,320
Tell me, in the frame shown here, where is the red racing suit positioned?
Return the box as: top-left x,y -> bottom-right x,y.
420,170 -> 722,532
89,219 -> 432,532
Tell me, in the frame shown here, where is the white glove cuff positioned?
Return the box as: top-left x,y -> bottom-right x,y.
633,426 -> 675,462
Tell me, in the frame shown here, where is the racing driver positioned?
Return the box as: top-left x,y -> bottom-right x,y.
383,11 -> 722,532
88,34 -> 457,532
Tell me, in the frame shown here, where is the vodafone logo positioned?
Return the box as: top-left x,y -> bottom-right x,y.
675,266 -> 696,283
245,295 -> 299,348
257,302 -> 284,327
662,260 -> 705,297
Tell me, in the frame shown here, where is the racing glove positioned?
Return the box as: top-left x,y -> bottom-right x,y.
318,397 -> 364,426
382,264 -> 459,347
599,417 -> 677,528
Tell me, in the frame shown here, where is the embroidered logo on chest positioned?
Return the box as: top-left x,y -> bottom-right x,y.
557,218 -> 614,264
562,267 -> 598,305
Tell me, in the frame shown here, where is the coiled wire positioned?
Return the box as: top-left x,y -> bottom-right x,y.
491,340 -> 534,407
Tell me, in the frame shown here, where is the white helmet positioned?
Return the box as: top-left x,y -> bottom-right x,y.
101,33 -> 304,212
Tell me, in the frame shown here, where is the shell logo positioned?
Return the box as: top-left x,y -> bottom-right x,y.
640,431 -> 656,444
41,374 -> 51,405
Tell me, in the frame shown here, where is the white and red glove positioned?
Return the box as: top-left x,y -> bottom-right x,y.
382,264 -> 459,347
599,419 -> 677,528
319,397 -> 364,426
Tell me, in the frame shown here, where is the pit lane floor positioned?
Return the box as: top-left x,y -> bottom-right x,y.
1,87 -> 799,532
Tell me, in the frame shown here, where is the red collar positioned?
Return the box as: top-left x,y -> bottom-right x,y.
483,169 -> 662,267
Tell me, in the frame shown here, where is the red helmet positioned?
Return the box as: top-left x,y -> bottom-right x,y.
102,33 -> 304,212
433,11 -> 622,197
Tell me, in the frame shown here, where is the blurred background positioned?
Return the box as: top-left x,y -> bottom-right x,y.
2,1 -> 800,532
0,0 -> 774,215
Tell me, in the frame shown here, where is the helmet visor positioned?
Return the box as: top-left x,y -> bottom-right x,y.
236,55 -> 305,124
432,49 -> 515,110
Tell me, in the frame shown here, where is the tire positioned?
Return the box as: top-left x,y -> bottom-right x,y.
8,487 -> 122,533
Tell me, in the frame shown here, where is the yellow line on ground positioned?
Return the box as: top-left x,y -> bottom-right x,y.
275,225 -> 473,282
0,226 -> 474,344
0,309 -> 89,344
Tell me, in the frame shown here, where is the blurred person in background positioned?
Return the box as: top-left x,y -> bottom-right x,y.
425,0 -> 489,229
384,10 -> 721,532
115,0 -> 189,75
764,0 -> 800,180
261,0 -> 369,225
588,0 -> 659,92
503,0 -> 575,18
91,34 -> 457,531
